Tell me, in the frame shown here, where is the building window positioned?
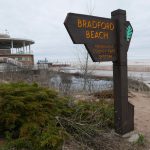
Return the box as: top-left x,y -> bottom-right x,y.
25,57 -> 29,61
22,57 -> 26,61
18,57 -> 22,61
14,57 -> 32,61
28,57 -> 32,61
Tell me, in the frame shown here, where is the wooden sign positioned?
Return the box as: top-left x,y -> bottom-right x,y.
64,9 -> 134,135
64,13 -> 117,62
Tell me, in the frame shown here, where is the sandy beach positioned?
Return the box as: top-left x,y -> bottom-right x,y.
129,92 -> 150,141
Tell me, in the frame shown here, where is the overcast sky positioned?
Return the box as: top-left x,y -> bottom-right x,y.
0,0 -> 150,63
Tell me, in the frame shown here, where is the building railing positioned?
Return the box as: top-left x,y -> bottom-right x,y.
0,57 -> 23,67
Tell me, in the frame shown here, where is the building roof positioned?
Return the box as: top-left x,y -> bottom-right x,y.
0,33 -> 34,48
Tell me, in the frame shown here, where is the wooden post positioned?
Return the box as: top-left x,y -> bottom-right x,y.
111,9 -> 134,135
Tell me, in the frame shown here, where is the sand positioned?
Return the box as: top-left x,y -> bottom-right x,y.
129,92 -> 150,140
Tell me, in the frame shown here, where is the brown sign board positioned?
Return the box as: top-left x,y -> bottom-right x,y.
64,13 -> 117,62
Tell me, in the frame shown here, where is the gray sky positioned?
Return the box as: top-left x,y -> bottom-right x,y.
0,0 -> 150,63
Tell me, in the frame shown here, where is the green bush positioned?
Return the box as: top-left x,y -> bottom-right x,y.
0,82 -> 114,150
136,134 -> 145,145
0,83 -> 63,150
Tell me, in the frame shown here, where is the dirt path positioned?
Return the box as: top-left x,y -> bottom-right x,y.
129,92 -> 150,140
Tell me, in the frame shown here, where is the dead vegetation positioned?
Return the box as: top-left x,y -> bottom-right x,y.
63,131 -> 145,150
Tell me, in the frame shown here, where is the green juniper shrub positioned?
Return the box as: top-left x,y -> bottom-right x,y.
0,82 -> 114,150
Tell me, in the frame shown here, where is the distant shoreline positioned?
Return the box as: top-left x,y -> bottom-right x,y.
93,65 -> 150,72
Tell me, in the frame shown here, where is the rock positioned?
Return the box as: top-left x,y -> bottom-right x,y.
128,133 -> 139,143
122,131 -> 136,138
122,131 -> 140,143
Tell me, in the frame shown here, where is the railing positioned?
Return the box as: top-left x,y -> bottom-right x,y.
11,50 -> 33,55
0,57 -> 23,67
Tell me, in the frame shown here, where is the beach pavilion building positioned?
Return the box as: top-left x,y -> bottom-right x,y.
0,33 -> 35,66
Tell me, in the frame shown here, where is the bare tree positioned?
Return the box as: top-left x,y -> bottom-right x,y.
76,0 -> 96,91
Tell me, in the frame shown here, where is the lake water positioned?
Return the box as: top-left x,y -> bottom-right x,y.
61,67 -> 149,79
60,67 -> 150,87
49,74 -> 113,93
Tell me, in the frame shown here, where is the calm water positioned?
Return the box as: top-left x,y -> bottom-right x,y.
49,74 -> 113,93
60,67 -> 150,87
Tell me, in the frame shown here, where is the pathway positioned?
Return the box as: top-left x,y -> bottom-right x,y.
129,92 -> 150,140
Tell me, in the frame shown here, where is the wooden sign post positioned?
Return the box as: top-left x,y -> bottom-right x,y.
64,9 -> 134,135
111,10 -> 134,134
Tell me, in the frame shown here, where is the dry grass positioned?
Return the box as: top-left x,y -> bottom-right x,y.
93,90 -> 114,99
63,130 -> 148,150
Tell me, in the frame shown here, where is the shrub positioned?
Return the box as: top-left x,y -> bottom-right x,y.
0,82 -> 114,150
0,83 -> 64,150
136,134 -> 145,145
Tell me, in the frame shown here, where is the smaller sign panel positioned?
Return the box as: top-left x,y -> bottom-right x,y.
85,44 -> 117,62
64,13 -> 117,62
125,21 -> 133,51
